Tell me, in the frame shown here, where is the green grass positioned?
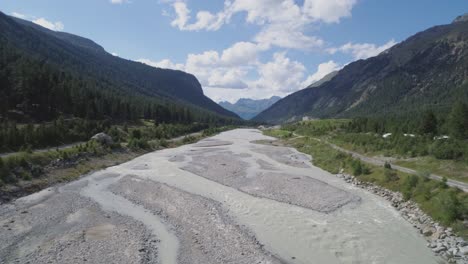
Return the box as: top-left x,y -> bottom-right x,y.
396,157 -> 468,183
267,130 -> 468,238
263,129 -> 294,139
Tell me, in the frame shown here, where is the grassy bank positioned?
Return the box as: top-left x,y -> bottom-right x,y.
264,128 -> 468,237
277,119 -> 468,183
0,124 -> 235,202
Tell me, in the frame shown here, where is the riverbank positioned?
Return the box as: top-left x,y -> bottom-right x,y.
262,129 -> 468,263
0,126 -> 231,203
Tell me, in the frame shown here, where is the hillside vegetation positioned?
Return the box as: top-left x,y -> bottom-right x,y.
254,17 -> 468,123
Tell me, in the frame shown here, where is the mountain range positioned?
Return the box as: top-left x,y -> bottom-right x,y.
219,96 -> 281,120
254,14 -> 468,124
0,12 -> 238,123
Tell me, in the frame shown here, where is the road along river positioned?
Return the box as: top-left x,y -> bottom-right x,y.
0,129 -> 442,263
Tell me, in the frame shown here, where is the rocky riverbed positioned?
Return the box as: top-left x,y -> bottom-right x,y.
0,129 -> 445,263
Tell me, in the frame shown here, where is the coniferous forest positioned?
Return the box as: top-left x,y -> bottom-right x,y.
0,12 -> 243,152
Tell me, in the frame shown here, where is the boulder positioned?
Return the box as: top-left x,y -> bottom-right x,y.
459,246 -> 468,255
422,225 -> 436,237
91,133 -> 113,145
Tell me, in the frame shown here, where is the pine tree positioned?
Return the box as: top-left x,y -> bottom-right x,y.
448,102 -> 468,139
419,110 -> 437,135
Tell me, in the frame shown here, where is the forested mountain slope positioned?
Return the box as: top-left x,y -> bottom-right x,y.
254,15 -> 468,124
0,12 -> 238,122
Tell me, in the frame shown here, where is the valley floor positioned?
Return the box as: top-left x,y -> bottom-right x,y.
0,129 -> 441,263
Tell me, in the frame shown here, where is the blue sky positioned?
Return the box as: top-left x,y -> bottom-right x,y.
1,0 -> 467,103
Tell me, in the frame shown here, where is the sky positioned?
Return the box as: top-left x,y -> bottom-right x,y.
1,1 -> 467,103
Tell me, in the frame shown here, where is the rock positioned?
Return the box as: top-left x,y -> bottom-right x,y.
422,226 -> 435,237
433,245 -> 447,254
459,246 -> 468,255
91,133 -> 113,145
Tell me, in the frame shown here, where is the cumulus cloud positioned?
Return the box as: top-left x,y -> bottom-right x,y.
33,18 -> 65,31
170,2 -> 225,31
301,60 -> 341,87
328,39 -> 397,60
253,52 -> 306,93
137,41 -> 262,90
168,0 -> 356,50
303,0 -> 356,23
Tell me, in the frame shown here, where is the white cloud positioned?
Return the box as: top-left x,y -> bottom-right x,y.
301,60 -> 341,87
254,24 -> 324,50
137,58 -> 185,70
11,12 -> 27,19
303,0 -> 356,23
328,39 -> 397,60
33,18 -> 64,31
168,0 -> 357,50
253,52 -> 306,93
170,2 -> 225,31
138,43 -> 346,102
110,0 -> 130,4
220,42 -> 265,66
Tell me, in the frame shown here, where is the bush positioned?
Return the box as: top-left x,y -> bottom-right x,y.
431,191 -> 461,225
402,175 -> 420,200
183,135 -> 197,143
383,169 -> 399,182
430,139 -> 465,160
159,139 -> 168,148
128,138 -> 149,150
384,162 -> 392,170
0,157 -> 9,182
350,160 -> 370,176
440,177 -> 449,189
131,129 -> 142,140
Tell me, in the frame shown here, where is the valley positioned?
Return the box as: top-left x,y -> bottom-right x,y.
0,2 -> 467,264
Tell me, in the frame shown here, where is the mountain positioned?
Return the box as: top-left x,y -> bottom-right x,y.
0,12 -> 239,123
306,71 -> 338,89
254,15 -> 468,124
219,96 -> 281,120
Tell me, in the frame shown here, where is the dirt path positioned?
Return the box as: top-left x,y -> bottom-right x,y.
0,129 -> 441,264
308,137 -> 468,192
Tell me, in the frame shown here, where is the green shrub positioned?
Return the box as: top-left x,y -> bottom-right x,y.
183,135 -> 196,143
128,138 -> 149,150
351,160 -> 370,176
384,162 -> 392,169
159,139 -> 168,148
430,139 -> 465,160
402,175 -> 420,200
131,129 -> 142,139
431,191 -> 461,225
383,169 -> 399,182
0,157 -> 9,182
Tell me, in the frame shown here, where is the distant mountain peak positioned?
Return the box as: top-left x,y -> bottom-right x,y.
219,96 -> 281,120
453,13 -> 468,23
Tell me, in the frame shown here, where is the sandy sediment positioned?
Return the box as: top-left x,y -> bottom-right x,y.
110,175 -> 283,264
181,150 -> 360,213
0,190 -> 158,264
251,145 -> 311,168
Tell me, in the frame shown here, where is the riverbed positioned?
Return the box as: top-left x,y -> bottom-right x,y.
0,129 -> 442,263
